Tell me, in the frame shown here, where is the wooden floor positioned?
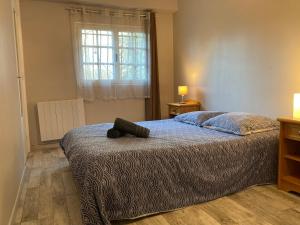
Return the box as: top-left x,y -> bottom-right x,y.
12,148 -> 300,225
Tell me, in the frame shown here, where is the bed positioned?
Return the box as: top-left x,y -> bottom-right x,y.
60,118 -> 279,225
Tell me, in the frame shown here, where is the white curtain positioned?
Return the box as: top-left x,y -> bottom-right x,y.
69,7 -> 151,101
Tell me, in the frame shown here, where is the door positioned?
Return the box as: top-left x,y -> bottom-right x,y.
12,0 -> 31,155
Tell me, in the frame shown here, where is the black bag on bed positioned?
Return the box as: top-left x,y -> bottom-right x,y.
113,118 -> 150,138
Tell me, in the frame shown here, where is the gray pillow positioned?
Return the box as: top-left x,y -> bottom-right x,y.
174,111 -> 225,126
202,112 -> 279,136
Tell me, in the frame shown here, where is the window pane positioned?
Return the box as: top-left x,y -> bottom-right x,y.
107,65 -> 113,79
82,33 -> 86,46
101,35 -> 108,46
119,49 -> 135,64
83,47 -> 98,63
108,37 -> 113,47
80,28 -> 148,82
83,64 -> 99,80
98,35 -> 113,47
119,33 -> 134,48
117,31 -> 147,81
83,64 -> 92,80
100,65 -> 108,79
93,65 -> 99,80
82,31 -> 97,46
86,34 -> 95,45
100,30 -> 112,35
82,29 -> 95,34
127,65 -> 135,78
120,65 -> 127,79
136,65 -> 147,80
136,33 -> 146,48
100,48 -> 107,63
100,48 -> 114,64
136,49 -> 146,64
100,65 -> 114,80
107,48 -> 113,63
120,65 -> 135,80
81,28 -> 115,81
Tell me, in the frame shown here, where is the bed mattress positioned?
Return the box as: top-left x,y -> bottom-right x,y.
60,119 -> 279,225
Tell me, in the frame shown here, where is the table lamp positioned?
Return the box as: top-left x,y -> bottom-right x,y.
293,93 -> 300,119
178,86 -> 188,104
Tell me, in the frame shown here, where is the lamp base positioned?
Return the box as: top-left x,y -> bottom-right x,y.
180,95 -> 186,104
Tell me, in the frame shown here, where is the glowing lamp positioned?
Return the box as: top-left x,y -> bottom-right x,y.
178,86 -> 188,103
293,93 -> 300,119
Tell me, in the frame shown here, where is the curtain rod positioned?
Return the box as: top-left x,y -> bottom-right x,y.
65,7 -> 149,17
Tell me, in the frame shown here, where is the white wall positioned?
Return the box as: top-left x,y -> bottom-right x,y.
20,0 -> 174,149
174,0 -> 300,118
0,0 -> 26,224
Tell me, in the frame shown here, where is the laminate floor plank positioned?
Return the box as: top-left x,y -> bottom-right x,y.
259,185 -> 300,205
136,215 -> 170,225
237,218 -> 273,225
22,187 -> 40,222
180,206 -> 220,225
13,149 -> 300,225
200,204 -> 239,225
160,210 -> 187,225
277,207 -> 300,225
21,220 -> 39,225
53,195 -> 71,225
66,194 -> 83,225
51,171 -> 65,197
39,218 -> 53,225
14,183 -> 28,224
27,168 -> 41,188
199,197 -> 254,223
228,190 -> 288,225
62,171 -> 77,195
38,183 -> 53,220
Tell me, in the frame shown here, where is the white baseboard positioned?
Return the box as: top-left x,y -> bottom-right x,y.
8,165 -> 27,225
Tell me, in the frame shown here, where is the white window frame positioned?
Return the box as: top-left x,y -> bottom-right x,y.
75,22 -> 149,85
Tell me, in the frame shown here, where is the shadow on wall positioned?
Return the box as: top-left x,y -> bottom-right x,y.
174,0 -> 300,117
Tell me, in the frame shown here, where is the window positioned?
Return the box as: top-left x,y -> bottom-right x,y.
71,10 -> 150,101
80,27 -> 148,83
81,29 -> 114,80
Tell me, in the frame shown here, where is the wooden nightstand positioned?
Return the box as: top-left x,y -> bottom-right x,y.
168,100 -> 200,118
278,117 -> 300,193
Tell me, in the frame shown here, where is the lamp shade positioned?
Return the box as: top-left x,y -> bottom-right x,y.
294,93 -> 300,119
178,86 -> 188,96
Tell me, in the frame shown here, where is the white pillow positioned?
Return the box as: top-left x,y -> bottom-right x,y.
202,112 -> 279,135
174,111 -> 225,126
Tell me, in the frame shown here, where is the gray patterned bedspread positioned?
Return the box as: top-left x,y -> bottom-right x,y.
60,119 -> 279,225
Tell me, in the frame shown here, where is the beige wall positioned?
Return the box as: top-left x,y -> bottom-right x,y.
157,13 -> 174,119
174,0 -> 300,118
20,0 -> 174,148
0,0 -> 26,224
45,0 -> 178,12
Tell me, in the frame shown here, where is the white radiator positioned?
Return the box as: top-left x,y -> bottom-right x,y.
37,98 -> 85,141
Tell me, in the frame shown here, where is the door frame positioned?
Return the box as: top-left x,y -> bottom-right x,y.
11,0 -> 31,156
